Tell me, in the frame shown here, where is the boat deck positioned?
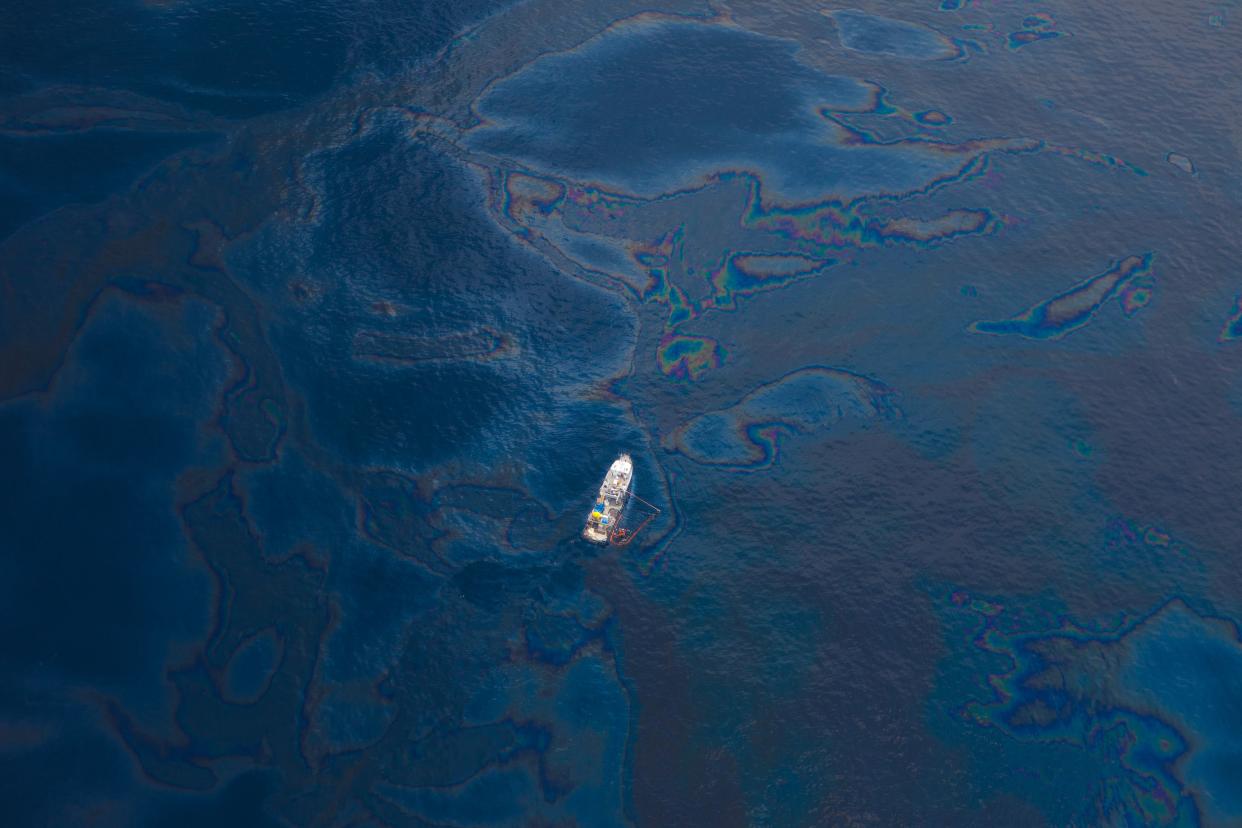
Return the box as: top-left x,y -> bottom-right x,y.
583,455 -> 633,543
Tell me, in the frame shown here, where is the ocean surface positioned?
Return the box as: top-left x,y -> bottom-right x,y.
3,1 -> 1242,825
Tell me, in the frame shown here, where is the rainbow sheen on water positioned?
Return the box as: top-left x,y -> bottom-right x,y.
656,333 -> 725,381
1220,295 -> 1242,343
969,254 -> 1155,339
4,1 -> 1241,824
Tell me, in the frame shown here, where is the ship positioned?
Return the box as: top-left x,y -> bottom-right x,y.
583,454 -> 633,544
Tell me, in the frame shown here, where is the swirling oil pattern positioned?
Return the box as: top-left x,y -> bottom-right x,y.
3,1 -> 1242,826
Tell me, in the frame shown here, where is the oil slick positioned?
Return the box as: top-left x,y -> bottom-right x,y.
1219,294 -> 1242,343
968,254 -> 1155,340
943,589 -> 1242,826
666,366 -> 899,469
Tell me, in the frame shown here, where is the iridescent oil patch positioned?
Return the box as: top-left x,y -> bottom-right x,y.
969,254 -> 1155,340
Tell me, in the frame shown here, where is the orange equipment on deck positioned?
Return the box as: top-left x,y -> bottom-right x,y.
608,492 -> 661,546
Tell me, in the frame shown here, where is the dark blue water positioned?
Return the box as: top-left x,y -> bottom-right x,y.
4,1 -> 1242,825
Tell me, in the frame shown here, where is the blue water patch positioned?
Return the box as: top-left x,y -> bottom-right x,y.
222,629 -> 280,704
520,399 -> 649,508
0,292 -> 223,718
831,9 -> 960,60
0,130 -> 214,239
0,705 -> 139,827
239,448 -> 358,560
232,117 -> 632,473
969,374 -> 1103,525
556,656 -> 630,827
469,20 -> 969,201
147,770 -> 282,828
1121,604 -> 1242,823
5,0 -> 349,116
378,767 -> 538,824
